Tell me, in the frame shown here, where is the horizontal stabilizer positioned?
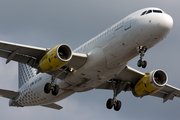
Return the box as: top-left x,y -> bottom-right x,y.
0,89 -> 19,99
41,103 -> 63,110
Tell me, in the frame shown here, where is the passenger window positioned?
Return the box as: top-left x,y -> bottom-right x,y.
153,10 -> 163,13
141,11 -> 147,16
146,10 -> 152,14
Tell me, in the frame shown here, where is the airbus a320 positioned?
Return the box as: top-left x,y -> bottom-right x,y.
0,7 -> 179,111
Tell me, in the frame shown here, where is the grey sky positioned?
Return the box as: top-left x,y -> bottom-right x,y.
0,0 -> 180,120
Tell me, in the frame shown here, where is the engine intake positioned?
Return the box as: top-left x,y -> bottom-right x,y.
132,69 -> 168,97
150,70 -> 167,88
57,45 -> 72,61
39,44 -> 72,72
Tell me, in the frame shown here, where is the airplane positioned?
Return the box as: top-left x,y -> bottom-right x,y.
0,7 -> 179,111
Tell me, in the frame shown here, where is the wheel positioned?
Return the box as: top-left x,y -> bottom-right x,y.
52,85 -> 59,96
106,98 -> 114,109
137,60 -> 142,67
143,46 -> 147,53
44,83 -> 51,94
142,61 -> 147,68
114,100 -> 121,111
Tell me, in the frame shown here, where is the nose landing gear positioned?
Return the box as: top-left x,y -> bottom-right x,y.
137,46 -> 147,68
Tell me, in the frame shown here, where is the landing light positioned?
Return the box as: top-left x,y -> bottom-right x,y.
70,68 -> 74,72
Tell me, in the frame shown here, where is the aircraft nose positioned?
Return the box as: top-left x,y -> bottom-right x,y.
158,14 -> 173,32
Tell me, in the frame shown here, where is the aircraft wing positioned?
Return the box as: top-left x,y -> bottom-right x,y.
97,66 -> 180,102
0,89 -> 19,99
0,40 -> 87,79
0,40 -> 47,67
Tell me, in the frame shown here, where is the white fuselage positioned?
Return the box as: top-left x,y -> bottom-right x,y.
10,7 -> 173,107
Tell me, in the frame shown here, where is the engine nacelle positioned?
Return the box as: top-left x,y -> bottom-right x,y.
39,44 -> 72,72
132,69 -> 168,97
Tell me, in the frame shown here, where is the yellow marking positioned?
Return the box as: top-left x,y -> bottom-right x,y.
39,45 -> 68,72
134,73 -> 160,97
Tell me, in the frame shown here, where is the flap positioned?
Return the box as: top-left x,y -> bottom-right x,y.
0,40 -> 47,58
161,84 -> 180,97
0,40 -> 47,67
97,66 -> 144,90
151,91 -> 174,101
66,52 -> 87,70
113,66 -> 144,84
0,50 -> 37,67
150,84 -> 180,102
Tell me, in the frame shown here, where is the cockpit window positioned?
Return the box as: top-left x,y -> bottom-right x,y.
153,10 -> 163,13
146,10 -> 152,14
141,9 -> 163,16
141,11 -> 147,16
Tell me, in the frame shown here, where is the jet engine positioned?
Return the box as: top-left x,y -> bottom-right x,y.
38,44 -> 72,72
132,69 -> 168,97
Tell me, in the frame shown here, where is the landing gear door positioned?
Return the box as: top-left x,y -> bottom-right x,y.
124,17 -> 131,31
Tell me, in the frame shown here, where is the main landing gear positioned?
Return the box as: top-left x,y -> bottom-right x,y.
137,46 -> 147,68
106,80 -> 128,111
44,76 -> 59,96
44,67 -> 68,96
106,98 -> 122,111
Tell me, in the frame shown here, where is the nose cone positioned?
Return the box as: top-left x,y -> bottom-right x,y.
149,13 -> 173,38
158,14 -> 173,33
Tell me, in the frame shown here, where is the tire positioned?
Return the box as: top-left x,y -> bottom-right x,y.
52,85 -> 59,96
137,60 -> 142,67
106,98 -> 114,109
142,61 -> 147,68
44,83 -> 51,94
114,100 -> 121,111
143,46 -> 147,53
